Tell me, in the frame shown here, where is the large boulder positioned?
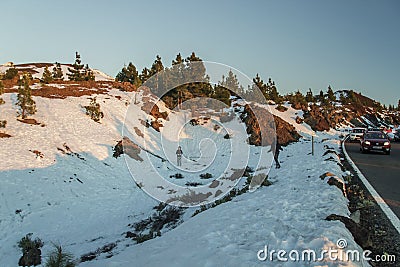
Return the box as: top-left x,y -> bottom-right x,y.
241,104 -> 300,146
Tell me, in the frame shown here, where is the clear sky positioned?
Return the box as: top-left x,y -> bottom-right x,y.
1,0 -> 399,105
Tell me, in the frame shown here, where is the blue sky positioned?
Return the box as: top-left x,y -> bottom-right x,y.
1,0 -> 399,105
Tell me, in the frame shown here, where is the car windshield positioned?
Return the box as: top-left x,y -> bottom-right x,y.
353,129 -> 364,133
365,132 -> 386,139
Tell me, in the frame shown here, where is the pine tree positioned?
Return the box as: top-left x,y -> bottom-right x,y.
213,84 -> 231,106
222,70 -> 242,96
251,73 -> 269,102
139,67 -> 151,84
52,62 -> 64,80
161,53 -> 188,109
398,99 -> 400,111
150,55 -> 164,76
115,62 -> 141,87
169,53 -> 185,86
0,80 -> 4,105
67,52 -> 85,81
267,78 -> 281,104
83,64 -> 95,81
305,88 -> 314,102
17,75 -> 36,119
318,90 -> 324,102
185,52 -> 206,82
293,90 -> 307,106
42,66 -> 53,84
327,85 -> 335,101
339,92 -> 347,104
172,53 -> 184,66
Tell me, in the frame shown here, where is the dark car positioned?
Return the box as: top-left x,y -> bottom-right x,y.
360,131 -> 391,155
395,132 -> 400,142
367,128 -> 382,132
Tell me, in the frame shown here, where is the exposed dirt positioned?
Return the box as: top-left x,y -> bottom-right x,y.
3,80 -> 118,99
0,132 -> 12,138
17,118 -> 41,125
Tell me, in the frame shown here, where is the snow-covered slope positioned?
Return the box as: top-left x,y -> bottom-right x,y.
0,85 -> 366,266
82,135 -> 369,267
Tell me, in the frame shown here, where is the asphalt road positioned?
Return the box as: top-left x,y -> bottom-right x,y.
345,141 -> 400,219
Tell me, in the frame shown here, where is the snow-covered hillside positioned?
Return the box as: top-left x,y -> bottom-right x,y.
0,84 -> 367,266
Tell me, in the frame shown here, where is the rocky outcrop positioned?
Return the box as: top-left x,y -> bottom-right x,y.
141,96 -> 168,132
241,104 -> 300,146
303,105 -> 330,131
274,115 -> 301,146
326,214 -> 372,249
113,137 -> 143,161
295,116 -> 304,124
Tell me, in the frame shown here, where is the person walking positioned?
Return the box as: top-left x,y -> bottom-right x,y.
274,142 -> 282,169
176,146 -> 183,166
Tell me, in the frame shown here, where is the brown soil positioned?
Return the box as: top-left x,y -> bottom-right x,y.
5,81 -> 111,99
17,118 -> 41,125
15,63 -> 68,68
0,132 -> 11,138
16,67 -> 39,74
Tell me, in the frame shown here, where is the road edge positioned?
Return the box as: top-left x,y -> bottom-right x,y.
342,135 -> 400,234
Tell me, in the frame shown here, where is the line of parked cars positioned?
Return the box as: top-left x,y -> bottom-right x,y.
348,126 -> 398,155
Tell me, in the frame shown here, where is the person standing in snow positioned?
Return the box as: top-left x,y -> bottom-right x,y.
176,146 -> 183,166
274,142 -> 282,169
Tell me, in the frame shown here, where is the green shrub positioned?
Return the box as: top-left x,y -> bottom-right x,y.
45,244 -> 75,267
170,173 -> 183,179
0,120 -> 6,128
17,233 -> 43,266
200,173 -> 213,179
4,67 -> 18,80
84,97 -> 104,122
276,104 -> 288,112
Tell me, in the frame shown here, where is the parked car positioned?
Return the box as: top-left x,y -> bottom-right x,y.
387,132 -> 396,142
394,132 -> 400,142
367,128 -> 382,132
350,127 -> 366,142
360,131 -> 391,155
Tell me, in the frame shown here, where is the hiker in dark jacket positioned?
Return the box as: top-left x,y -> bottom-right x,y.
176,146 -> 183,166
274,142 -> 282,169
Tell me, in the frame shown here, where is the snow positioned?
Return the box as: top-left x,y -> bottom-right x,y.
0,86 -> 367,266
0,89 -> 159,265
264,103 -> 315,136
81,135 -> 368,267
